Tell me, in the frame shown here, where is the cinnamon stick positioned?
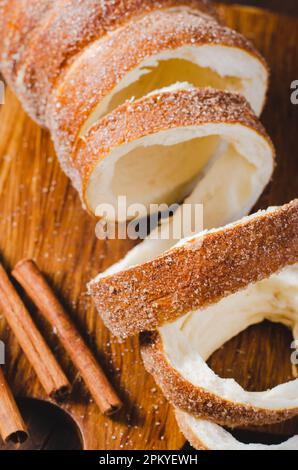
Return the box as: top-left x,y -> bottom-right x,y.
0,367 -> 28,444
13,259 -> 122,416
0,263 -> 70,400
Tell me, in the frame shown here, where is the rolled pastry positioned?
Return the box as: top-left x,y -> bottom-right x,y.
92,200 -> 298,426
141,254 -> 298,426
0,1 -> 269,203
0,0 -> 218,125
48,7 -> 267,187
89,171 -> 297,345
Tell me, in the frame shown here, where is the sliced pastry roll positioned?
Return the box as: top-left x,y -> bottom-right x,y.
0,1 -> 269,205
87,103 -> 277,338
48,6 -> 268,185
91,199 -> 298,427
75,88 -> 273,221
139,201 -> 298,426
1,0 -> 217,124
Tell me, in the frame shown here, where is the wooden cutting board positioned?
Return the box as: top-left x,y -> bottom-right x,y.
0,5 -> 298,450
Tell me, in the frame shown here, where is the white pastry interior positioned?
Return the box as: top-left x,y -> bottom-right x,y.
84,40 -> 268,220
160,262 -> 298,410
176,410 -> 298,450
91,118 -> 273,276
81,43 -> 267,135
57,8 -> 268,231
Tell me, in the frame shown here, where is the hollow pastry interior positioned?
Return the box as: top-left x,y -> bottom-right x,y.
175,410 -> 298,450
160,263 -> 298,410
91,117 -> 273,276
81,44 -> 267,135
49,8 -> 268,214
88,123 -> 272,221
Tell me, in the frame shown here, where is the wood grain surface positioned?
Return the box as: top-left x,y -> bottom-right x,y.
221,0 -> 298,16
0,4 -> 298,450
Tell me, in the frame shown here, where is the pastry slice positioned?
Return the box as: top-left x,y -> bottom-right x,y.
48,6 -> 268,182
1,0 -> 217,124
175,410 -> 298,450
91,200 -> 298,426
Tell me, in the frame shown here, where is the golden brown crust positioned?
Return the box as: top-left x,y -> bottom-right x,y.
48,6 -> 265,168
89,200 -> 298,339
0,0 -> 54,125
74,88 -> 270,211
140,331 -> 298,427
0,0 -> 52,77
0,1 -> 51,55
1,0 -> 217,124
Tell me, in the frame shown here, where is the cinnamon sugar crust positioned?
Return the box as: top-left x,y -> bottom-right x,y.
1,0 -> 217,124
89,200 -> 298,339
48,6 -> 264,161
0,0 -> 53,124
140,331 -> 298,427
73,88 -> 271,210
